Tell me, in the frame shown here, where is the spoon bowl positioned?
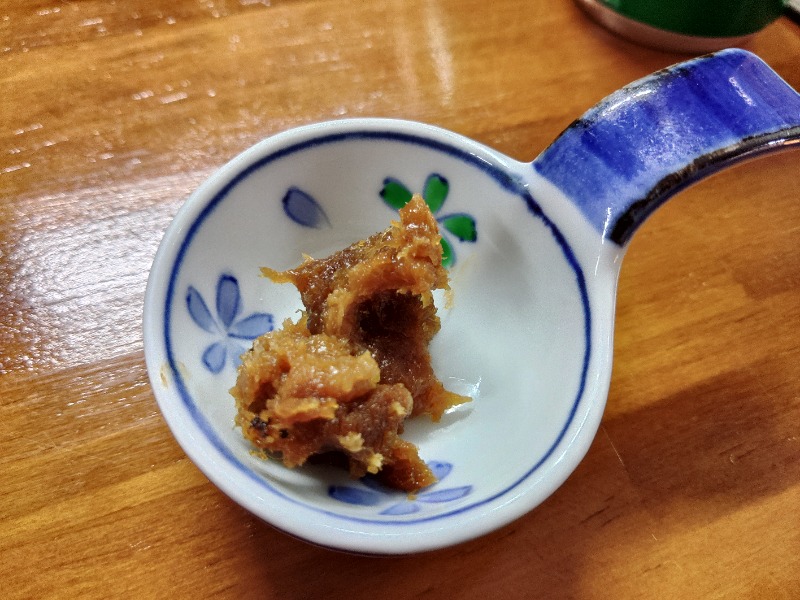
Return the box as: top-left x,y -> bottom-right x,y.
143,49 -> 800,554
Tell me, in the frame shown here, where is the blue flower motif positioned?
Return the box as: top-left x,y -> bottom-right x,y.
282,187 -> 331,228
328,461 -> 472,515
186,274 -> 274,373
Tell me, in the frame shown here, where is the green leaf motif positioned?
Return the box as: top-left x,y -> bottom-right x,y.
423,174 -> 449,213
380,178 -> 413,210
441,214 -> 477,242
378,173 -> 474,269
440,237 -> 454,269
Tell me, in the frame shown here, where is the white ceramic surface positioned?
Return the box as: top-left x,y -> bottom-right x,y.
143,50 -> 800,554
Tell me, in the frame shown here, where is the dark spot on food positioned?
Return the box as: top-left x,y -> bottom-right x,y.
251,416 -> 269,434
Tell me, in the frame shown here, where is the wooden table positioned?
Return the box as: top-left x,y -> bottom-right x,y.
3,2 -> 799,598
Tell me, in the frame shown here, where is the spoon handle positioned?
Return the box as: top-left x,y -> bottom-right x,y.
532,49 -> 800,246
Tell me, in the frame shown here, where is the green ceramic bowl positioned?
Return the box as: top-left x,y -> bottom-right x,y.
577,0 -> 786,52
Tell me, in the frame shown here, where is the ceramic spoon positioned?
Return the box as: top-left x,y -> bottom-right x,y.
144,48 -> 800,554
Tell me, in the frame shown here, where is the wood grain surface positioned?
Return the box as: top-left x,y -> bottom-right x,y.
2,2 -> 799,598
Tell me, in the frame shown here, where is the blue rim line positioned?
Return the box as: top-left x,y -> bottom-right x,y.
162,129 -> 592,526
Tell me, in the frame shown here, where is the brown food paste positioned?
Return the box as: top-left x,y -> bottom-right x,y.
230,195 -> 468,491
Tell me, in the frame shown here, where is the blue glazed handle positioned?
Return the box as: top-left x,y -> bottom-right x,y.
533,49 -> 800,246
